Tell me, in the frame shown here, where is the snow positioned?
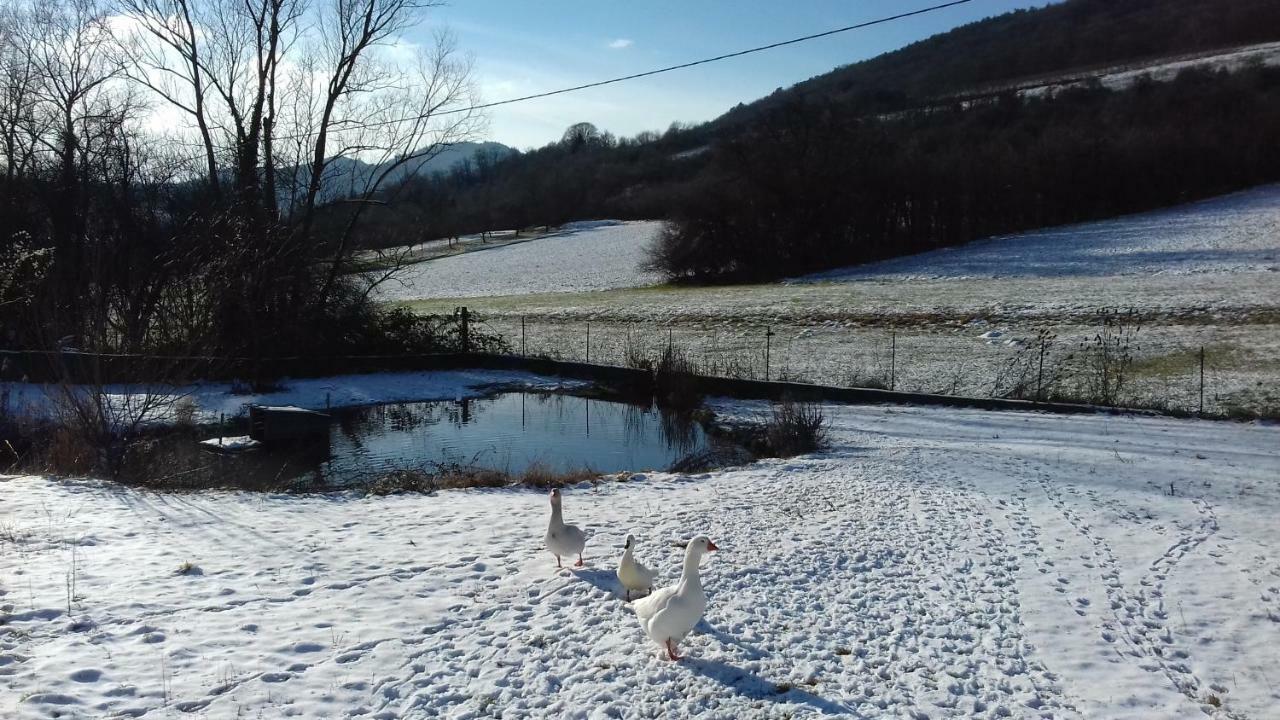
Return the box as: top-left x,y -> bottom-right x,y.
4,397 -> 1279,718
196,436 -> 260,451
398,185 -> 1280,414
0,369 -> 586,426
795,184 -> 1280,283
1018,41 -> 1280,99
379,220 -> 665,301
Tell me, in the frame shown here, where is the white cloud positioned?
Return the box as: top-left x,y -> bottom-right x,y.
608,38 -> 634,50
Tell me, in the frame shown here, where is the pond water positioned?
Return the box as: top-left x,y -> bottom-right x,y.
323,392 -> 707,480
162,392 -> 713,490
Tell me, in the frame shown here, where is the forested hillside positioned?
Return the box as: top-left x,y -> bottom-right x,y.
718,0 -> 1280,125
392,0 -> 1280,274
650,66 -> 1280,281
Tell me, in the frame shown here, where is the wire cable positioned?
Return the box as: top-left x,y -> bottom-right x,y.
268,0 -> 976,139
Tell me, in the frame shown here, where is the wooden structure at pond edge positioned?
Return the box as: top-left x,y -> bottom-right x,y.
248,405 -> 331,444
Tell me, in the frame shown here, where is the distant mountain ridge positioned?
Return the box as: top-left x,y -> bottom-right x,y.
310,141 -> 514,203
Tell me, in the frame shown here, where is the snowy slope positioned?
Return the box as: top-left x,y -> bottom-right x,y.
796,184 -> 1280,283
4,400 -> 1279,718
379,220 -> 664,301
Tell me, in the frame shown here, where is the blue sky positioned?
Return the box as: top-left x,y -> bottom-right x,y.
421,1 -> 1055,149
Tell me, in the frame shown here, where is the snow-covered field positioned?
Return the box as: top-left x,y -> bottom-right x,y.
796,184 -> 1280,284
4,391 -> 1279,718
379,221 -> 664,301
402,186 -> 1280,415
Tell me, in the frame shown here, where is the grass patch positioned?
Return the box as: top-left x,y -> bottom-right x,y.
1128,343 -> 1245,378
361,462 -> 599,495
517,462 -> 599,489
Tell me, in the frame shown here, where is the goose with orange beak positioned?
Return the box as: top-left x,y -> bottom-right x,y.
633,535 -> 719,660
545,488 -> 587,569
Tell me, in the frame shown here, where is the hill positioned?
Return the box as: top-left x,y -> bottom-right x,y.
307,141 -> 514,205
382,0 -> 1280,265
717,0 -> 1280,127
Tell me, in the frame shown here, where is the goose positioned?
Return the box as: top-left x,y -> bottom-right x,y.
633,535 -> 719,660
545,488 -> 586,568
617,534 -> 656,601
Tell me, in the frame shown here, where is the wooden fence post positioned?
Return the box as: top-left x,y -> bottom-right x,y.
765,326 -> 774,381
890,331 -> 897,391
459,306 -> 470,353
1198,346 -> 1205,416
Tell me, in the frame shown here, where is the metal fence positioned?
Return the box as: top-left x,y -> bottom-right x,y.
478,313 -> 1274,419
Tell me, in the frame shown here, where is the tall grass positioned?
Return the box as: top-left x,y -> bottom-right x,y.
764,399 -> 828,457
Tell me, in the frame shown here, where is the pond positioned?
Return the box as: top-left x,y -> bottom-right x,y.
149,392 -> 716,490
323,392 -> 708,480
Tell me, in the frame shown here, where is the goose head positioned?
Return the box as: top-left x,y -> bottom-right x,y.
624,533 -> 636,550
687,535 -> 719,555
549,488 -> 562,507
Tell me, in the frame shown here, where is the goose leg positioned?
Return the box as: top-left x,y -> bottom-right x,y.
574,553 -> 584,567
556,555 -> 562,569
625,588 -> 631,601
665,639 -> 683,661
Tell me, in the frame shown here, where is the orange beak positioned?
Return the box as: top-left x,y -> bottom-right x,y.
706,540 -> 719,552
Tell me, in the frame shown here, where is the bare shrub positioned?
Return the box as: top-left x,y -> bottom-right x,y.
654,342 -> 704,409
1075,310 -> 1141,406
39,428 -> 98,477
843,367 -> 889,391
992,329 -> 1065,400
49,382 -> 185,479
763,399 -> 828,457
623,332 -> 653,372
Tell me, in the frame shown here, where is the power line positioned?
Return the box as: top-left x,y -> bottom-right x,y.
448,0 -> 975,114
267,0 -> 976,140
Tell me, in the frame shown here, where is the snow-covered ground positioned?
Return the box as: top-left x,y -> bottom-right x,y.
379,221 -> 664,301
795,184 -> 1280,284
4,391 -> 1279,718
1017,41 -> 1280,99
401,186 -> 1280,415
0,369 -> 582,426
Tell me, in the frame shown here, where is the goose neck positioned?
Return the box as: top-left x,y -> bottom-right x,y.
680,551 -> 703,589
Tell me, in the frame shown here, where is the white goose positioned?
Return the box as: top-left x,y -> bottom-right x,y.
633,535 -> 719,660
617,534 -> 656,601
545,488 -> 586,568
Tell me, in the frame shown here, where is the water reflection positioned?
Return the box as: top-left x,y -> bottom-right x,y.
322,392 -> 706,484
145,392 -> 711,491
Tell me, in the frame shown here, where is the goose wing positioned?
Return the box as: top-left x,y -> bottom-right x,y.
633,585 -> 677,631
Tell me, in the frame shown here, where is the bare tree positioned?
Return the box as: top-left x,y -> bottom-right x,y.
115,0 -> 227,195
0,6 -> 43,210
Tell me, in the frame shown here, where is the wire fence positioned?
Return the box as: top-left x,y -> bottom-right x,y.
480,313 -> 1277,419
1,309 -> 1273,420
